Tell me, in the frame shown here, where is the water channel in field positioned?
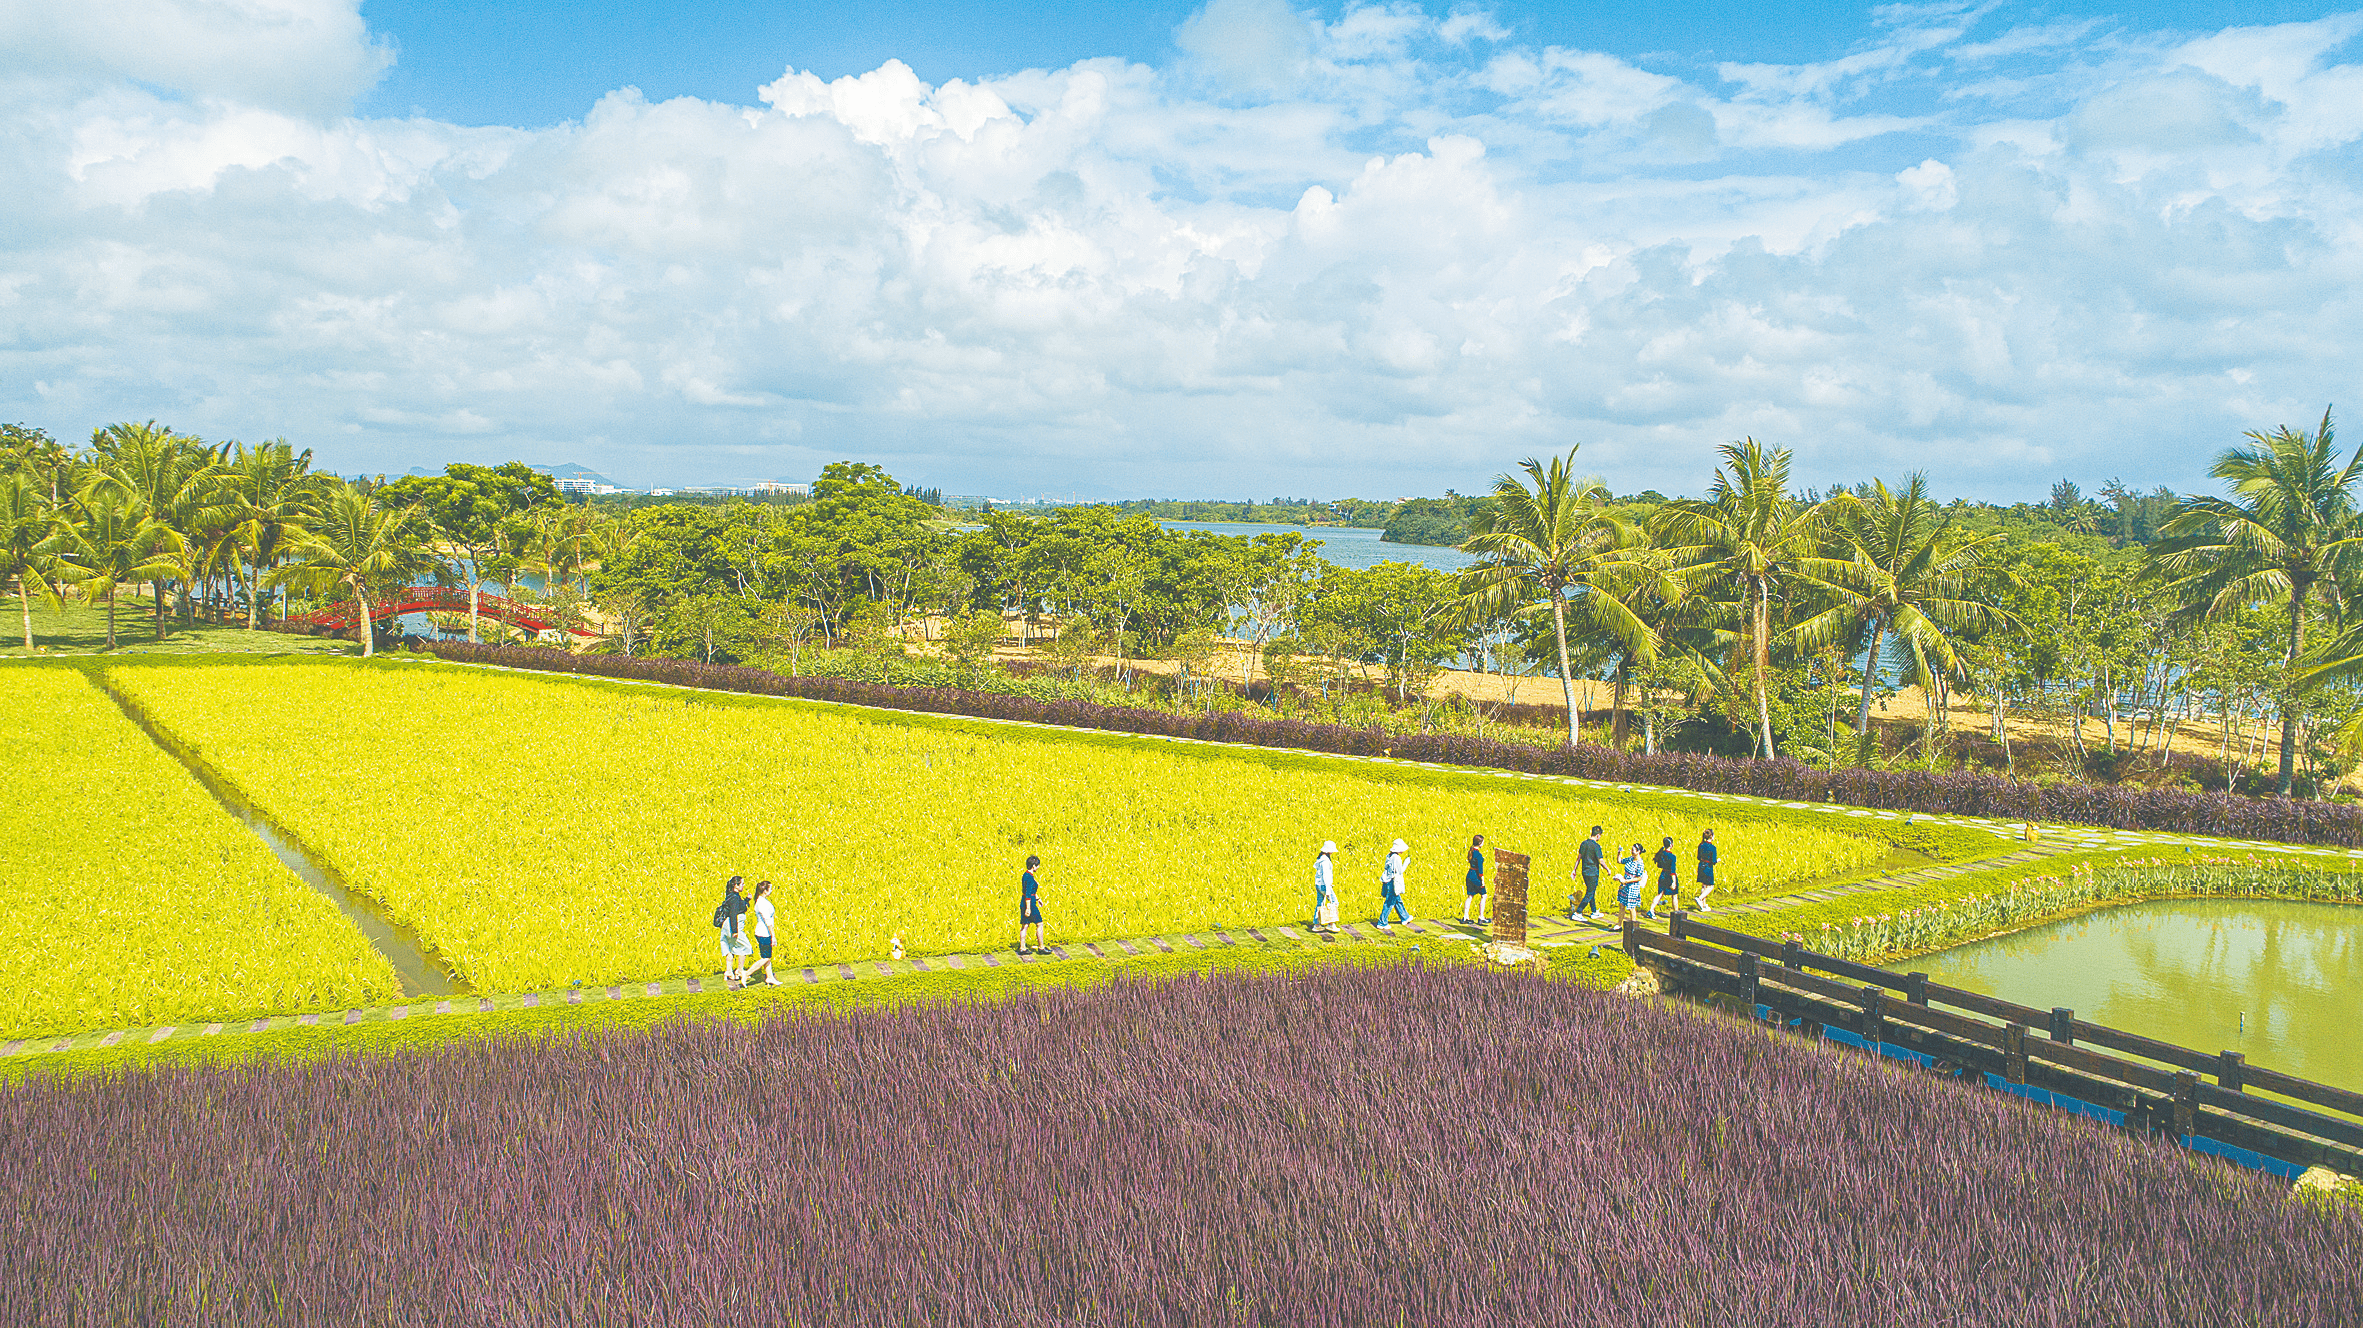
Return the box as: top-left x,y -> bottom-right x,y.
1893,899 -> 2362,1090
97,677 -> 465,998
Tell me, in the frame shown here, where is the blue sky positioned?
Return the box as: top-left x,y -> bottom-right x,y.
4,1 -> 2361,498
356,1 -> 2346,127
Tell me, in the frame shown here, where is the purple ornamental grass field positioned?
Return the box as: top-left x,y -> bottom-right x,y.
3,965 -> 2357,1325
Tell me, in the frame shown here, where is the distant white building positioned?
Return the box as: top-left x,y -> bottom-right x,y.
685,480 -> 810,496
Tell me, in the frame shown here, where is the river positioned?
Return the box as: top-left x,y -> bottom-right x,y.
1156,521 -> 1476,573
1893,899 -> 2360,1089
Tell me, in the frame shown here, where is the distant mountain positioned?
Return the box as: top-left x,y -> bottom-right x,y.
525,463 -> 617,485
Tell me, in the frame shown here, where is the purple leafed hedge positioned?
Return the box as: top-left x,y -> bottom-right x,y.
4,965 -> 2353,1325
422,643 -> 2363,847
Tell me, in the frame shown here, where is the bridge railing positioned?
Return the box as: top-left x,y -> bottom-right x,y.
295,587 -> 595,635
1626,913 -> 2363,1178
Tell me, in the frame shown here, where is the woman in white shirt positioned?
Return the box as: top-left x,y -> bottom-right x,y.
742,880 -> 780,986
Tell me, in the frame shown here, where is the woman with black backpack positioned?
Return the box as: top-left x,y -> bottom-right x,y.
714,876 -> 752,984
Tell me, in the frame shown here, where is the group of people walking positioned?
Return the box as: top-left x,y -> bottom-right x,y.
713,876 -> 780,986
1573,826 -> 1717,921
708,825 -> 1725,981
1307,825 -> 1718,934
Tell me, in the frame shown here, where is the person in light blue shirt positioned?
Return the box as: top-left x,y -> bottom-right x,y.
1617,844 -> 1647,922
1313,841 -> 1340,932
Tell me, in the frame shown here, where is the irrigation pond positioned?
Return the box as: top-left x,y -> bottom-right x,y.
1894,899 -> 2361,1089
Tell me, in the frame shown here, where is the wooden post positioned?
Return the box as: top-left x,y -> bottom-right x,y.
1669,909 -> 1689,941
2217,1050 -> 2246,1091
2048,1007 -> 2075,1044
2173,1071 -> 2199,1139
1781,938 -> 1803,971
1621,916 -> 1639,959
1860,986 -> 1886,1048
1738,950 -> 1761,1009
2004,1023 -> 2029,1084
1490,850 -> 1531,946
1905,972 -> 1929,1006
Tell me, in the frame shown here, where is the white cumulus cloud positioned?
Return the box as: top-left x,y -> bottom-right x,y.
1,0 -> 2359,499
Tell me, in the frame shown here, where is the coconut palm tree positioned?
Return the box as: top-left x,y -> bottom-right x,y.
1,475 -> 66,650
53,486 -> 179,649
2153,407 -> 2360,796
216,439 -> 318,629
1458,448 -> 1666,750
89,421 -> 221,633
1799,474 -> 2010,765
2,427 -> 75,504
1651,440 -> 1842,760
269,484 -> 431,658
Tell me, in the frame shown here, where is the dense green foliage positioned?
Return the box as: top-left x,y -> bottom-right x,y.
13,408 -> 2363,797
1382,493 -> 1492,546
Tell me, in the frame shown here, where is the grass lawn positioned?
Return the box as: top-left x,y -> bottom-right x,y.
1732,844 -> 2363,942
0,595 -> 353,656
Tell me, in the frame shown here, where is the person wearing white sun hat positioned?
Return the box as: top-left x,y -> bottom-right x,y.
1313,841 -> 1340,932
1378,838 -> 1411,929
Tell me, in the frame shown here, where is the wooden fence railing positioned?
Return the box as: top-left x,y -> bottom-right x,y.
1625,913 -> 2363,1178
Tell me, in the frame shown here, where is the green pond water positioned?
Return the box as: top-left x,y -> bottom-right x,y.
1894,899 -> 2362,1091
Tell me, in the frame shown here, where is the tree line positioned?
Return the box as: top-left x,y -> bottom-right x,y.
6,412 -> 2357,799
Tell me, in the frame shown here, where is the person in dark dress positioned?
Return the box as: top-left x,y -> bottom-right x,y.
1694,829 -> 1718,912
1461,834 -> 1489,924
1018,855 -> 1045,953
1651,836 -> 1679,919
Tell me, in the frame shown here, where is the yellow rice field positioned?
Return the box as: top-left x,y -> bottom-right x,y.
0,667 -> 398,1038
109,659 -> 1890,992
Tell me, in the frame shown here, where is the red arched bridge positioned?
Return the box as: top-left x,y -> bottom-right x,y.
295,586 -> 599,636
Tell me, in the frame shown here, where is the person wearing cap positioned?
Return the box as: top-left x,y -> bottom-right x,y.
1461,834 -> 1489,925
1313,841 -> 1340,932
1378,838 -> 1411,928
